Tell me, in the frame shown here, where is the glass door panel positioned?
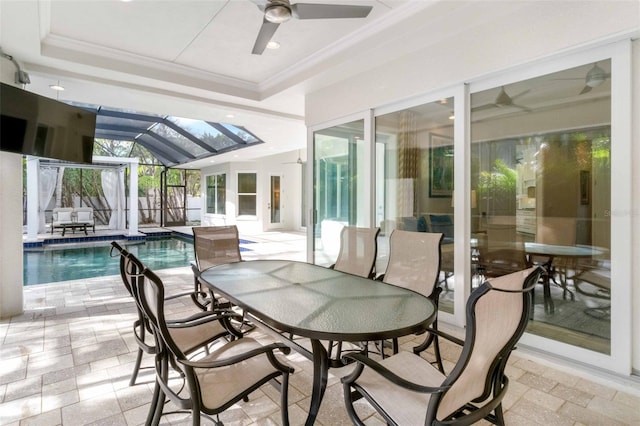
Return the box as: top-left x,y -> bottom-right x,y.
375,97 -> 456,314
269,175 -> 282,228
470,60 -> 611,354
312,119 -> 365,266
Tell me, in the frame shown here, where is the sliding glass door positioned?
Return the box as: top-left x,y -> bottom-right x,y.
311,118 -> 368,266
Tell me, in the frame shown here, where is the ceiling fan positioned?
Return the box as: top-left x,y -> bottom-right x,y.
283,149 -> 304,164
472,86 -> 531,113
250,0 -> 373,55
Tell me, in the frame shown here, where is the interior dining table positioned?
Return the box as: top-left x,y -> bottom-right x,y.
199,259 -> 437,426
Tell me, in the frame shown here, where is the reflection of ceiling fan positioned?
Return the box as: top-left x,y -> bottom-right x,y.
577,63 -> 611,94
554,63 -> 611,94
472,86 -> 531,113
250,0 -> 373,55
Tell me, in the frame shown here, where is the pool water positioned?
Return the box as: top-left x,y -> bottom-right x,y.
24,237 -> 196,286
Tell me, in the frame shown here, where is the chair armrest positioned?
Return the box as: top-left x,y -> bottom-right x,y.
341,352 -> 449,394
181,342 -> 292,369
424,327 -> 465,347
166,310 -> 240,327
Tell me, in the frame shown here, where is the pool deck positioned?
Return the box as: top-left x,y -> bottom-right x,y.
24,226 -> 307,260
6,229 -> 640,425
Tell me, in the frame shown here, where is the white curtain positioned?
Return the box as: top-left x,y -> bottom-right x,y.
38,167 -> 59,233
101,168 -> 126,229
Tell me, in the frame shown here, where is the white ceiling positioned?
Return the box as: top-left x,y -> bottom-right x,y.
0,0 -> 433,167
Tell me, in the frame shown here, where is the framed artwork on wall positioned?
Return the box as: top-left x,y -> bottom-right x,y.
429,134 -> 454,198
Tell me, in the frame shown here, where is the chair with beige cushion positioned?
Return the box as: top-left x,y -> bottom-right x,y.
138,264 -> 295,426
331,226 -> 380,278
110,241 -> 240,386
342,266 -> 543,426
377,230 -> 445,372
192,225 -> 243,310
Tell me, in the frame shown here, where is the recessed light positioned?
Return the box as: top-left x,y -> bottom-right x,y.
266,41 -> 280,50
225,114 -> 235,119
448,113 -> 455,120
49,84 -> 65,91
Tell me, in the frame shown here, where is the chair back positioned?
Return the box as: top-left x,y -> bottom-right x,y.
333,226 -> 380,278
428,266 -> 543,421
192,225 -> 242,271
479,223 -> 529,277
137,266 -> 186,361
536,216 -> 576,246
426,214 -> 454,240
382,230 -> 443,297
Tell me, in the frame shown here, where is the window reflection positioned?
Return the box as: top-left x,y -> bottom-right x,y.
471,60 -> 611,354
375,98 -> 455,314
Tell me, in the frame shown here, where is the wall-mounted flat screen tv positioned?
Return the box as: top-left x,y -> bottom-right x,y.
0,82 -> 96,164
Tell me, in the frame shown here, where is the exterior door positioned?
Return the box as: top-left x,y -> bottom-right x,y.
267,174 -> 283,229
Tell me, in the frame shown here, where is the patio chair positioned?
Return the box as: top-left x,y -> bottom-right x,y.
110,242 -> 241,386
192,225 -> 243,310
138,265 -> 294,426
73,207 -> 96,232
377,230 -> 445,371
50,207 -> 74,234
331,226 -> 380,278
342,266 -> 543,426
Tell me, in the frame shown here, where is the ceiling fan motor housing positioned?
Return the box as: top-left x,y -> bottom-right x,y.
265,0 -> 292,23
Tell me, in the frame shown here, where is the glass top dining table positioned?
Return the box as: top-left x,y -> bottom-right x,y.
200,259 -> 437,425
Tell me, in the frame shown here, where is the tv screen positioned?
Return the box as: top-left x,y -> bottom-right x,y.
0,83 -> 96,164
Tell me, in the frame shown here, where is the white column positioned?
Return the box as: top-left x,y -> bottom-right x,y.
26,156 -> 39,240
128,163 -> 139,235
0,151 -> 24,318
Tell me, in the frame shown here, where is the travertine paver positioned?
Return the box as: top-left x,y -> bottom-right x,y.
2,231 -> 640,425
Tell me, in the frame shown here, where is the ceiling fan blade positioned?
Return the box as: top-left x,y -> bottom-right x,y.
579,85 -> 592,95
252,19 -> 280,55
510,88 -> 531,101
511,103 -> 532,113
291,3 -> 372,20
471,103 -> 497,113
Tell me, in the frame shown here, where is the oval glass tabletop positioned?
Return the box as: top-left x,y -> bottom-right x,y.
200,259 -> 436,341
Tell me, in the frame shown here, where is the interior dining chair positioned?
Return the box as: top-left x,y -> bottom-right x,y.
478,223 -> 530,278
533,216 -> 578,299
191,225 -> 243,310
342,266 -> 543,426
377,230 -> 445,372
110,241 -> 241,386
331,226 -> 381,278
137,265 -> 295,426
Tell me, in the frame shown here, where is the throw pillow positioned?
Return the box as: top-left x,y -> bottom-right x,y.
58,211 -> 72,222
77,211 -> 91,222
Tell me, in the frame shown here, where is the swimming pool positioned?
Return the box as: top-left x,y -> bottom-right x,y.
23,237 -> 196,285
